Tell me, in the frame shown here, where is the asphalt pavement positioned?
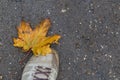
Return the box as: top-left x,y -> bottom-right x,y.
0,0 -> 120,80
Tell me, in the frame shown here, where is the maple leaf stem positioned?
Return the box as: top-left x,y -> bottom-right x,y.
19,49 -> 32,64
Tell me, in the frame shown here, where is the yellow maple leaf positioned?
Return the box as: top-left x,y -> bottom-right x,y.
13,19 -> 61,56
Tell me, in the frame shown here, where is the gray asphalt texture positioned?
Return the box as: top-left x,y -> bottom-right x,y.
0,0 -> 120,80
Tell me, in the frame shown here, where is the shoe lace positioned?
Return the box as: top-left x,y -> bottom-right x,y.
33,66 -> 51,80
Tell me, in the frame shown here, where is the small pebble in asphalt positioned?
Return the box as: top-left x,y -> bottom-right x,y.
61,9 -> 67,13
0,74 -> 2,80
